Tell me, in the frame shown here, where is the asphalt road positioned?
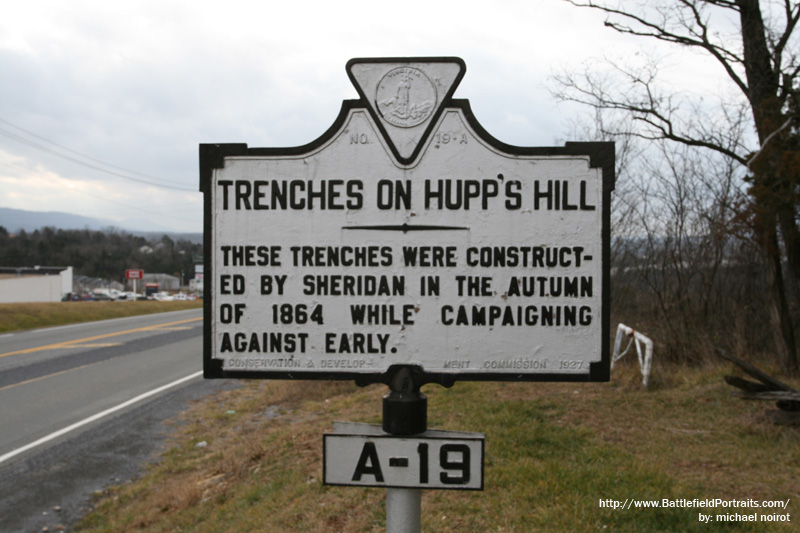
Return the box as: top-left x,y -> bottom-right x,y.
0,308 -> 240,532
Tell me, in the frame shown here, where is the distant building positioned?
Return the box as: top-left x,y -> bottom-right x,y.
0,266 -> 73,303
142,273 -> 180,291
73,275 -> 124,294
191,263 -> 204,293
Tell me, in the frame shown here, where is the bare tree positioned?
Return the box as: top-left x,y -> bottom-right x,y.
554,0 -> 800,372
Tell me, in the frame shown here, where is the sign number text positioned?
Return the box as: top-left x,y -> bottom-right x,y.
324,432 -> 483,490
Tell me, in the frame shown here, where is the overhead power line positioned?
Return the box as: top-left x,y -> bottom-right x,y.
0,118 -> 194,192
77,188 -> 199,224
0,146 -> 198,227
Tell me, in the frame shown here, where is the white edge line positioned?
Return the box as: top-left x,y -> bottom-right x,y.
0,370 -> 203,466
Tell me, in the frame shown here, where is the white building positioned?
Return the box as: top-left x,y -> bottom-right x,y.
0,266 -> 74,303
142,273 -> 180,291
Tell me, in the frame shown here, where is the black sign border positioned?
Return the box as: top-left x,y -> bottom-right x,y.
200,61 -> 615,386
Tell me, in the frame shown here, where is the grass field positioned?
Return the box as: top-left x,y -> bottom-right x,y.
0,300 -> 202,334
75,362 -> 799,532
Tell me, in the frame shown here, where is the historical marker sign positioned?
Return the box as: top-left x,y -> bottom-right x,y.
201,57 -> 614,384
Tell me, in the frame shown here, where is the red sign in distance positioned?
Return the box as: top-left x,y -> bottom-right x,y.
126,269 -> 144,280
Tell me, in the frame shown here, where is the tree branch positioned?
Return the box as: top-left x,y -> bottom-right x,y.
563,1 -> 751,98
773,1 -> 800,63
551,58 -> 751,165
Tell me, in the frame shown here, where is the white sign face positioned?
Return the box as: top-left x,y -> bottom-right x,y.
202,58 -> 613,382
324,423 -> 484,490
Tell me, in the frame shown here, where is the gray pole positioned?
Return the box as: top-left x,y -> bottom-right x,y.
382,367 -> 427,533
386,488 -> 421,533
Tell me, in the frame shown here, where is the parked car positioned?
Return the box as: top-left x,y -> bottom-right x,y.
152,291 -> 173,301
91,292 -> 114,301
117,291 -> 144,301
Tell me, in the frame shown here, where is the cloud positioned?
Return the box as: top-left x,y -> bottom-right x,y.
0,0 -> 734,232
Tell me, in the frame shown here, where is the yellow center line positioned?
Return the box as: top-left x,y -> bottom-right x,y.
52,343 -> 123,349
0,363 -> 95,392
0,317 -> 202,359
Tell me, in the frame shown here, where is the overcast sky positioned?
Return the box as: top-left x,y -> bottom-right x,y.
0,0 -> 728,233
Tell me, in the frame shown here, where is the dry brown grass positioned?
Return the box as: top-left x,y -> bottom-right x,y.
77,362 -> 800,532
0,300 -> 202,333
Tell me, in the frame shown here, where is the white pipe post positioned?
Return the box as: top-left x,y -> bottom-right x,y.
383,367 -> 426,533
386,488 -> 421,533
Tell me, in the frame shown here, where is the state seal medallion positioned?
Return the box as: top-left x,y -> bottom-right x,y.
375,67 -> 437,128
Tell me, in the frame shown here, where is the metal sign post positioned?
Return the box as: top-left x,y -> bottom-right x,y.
383,367 -> 426,532
126,269 -> 144,301
200,57 -> 614,531
325,393 -> 484,533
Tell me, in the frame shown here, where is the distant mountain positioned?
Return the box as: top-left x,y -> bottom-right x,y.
134,231 -> 203,245
0,207 -> 116,233
0,208 -> 201,244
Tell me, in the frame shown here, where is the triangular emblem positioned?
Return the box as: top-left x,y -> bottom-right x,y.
347,57 -> 465,165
